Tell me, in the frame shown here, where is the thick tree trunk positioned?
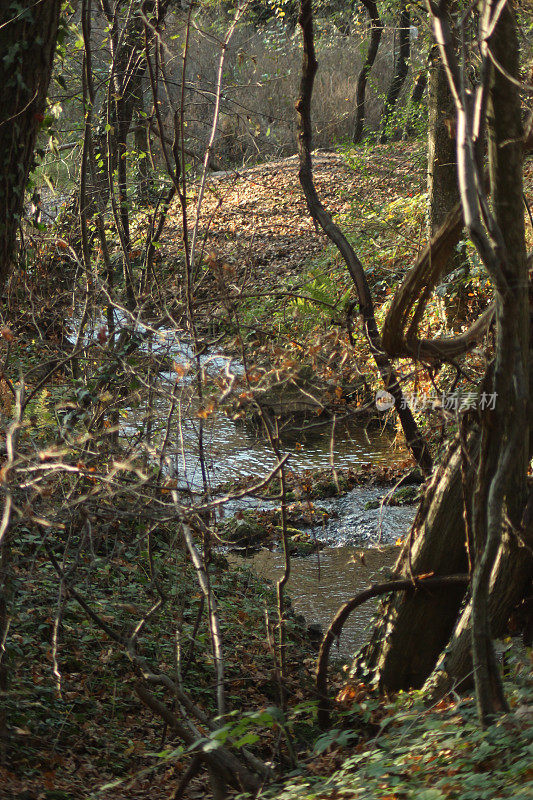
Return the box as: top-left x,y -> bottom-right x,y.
379,3 -> 410,143
427,47 -> 468,326
426,508 -> 533,696
0,5 -> 60,744
355,431 -> 475,689
468,0 -> 528,724
427,50 -> 459,234
356,0 -> 530,698
353,0 -> 383,143
426,0 -> 531,706
0,0 -> 61,293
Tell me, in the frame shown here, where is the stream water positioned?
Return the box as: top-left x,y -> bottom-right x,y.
113,322 -> 408,488
80,314 -> 417,654
225,483 -> 414,659
229,545 -> 400,659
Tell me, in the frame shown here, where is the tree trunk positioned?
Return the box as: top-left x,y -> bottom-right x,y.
427,46 -> 468,327
355,431 -> 475,689
403,67 -> 427,139
379,3 -> 410,143
0,0 -> 61,293
356,0 -> 530,698
0,1 -> 60,741
427,49 -> 458,234
92,0 -> 168,308
426,507 -> 533,697
426,0 -> 531,707
134,88 -> 152,203
353,0 -> 383,144
469,0 -> 528,724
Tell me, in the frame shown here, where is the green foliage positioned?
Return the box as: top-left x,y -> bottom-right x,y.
313,727 -> 358,754
250,647 -> 533,800
288,266 -> 352,330
198,706 -> 286,752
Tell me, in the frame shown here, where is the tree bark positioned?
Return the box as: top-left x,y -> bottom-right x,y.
427,46 -> 469,326
427,49 -> 459,234
355,431 -> 475,689
134,88 -> 152,203
357,0 -> 530,699
426,504 -> 533,697
353,0 -> 383,143
0,0 -> 61,293
426,0 -> 531,712
469,0 -> 528,724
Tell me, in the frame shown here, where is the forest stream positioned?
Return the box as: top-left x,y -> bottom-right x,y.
109,320 -> 417,658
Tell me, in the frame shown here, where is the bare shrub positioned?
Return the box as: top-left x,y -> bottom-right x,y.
157,14 -> 423,167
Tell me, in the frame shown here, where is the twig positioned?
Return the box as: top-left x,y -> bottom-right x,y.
180,520 -> 226,718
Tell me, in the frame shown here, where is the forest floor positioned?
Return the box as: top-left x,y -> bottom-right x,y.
163,145 -> 428,293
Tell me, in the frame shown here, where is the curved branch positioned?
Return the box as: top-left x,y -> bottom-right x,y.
382,203 -> 463,359
316,573 -> 469,729
296,0 -> 432,476
381,199 -> 495,364
413,303 -> 495,362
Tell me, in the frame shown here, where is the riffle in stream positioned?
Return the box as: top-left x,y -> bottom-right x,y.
226,485 -> 416,659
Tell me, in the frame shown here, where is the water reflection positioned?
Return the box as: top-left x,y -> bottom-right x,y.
229,545 -> 400,659
123,400 -> 404,489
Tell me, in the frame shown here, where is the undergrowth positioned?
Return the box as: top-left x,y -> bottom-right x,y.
2,521 -> 316,797
243,645 -> 533,800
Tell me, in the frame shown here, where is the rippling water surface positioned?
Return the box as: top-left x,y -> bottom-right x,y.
229,545 -> 401,659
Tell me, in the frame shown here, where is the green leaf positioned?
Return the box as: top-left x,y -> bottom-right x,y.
235,732 -> 260,747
